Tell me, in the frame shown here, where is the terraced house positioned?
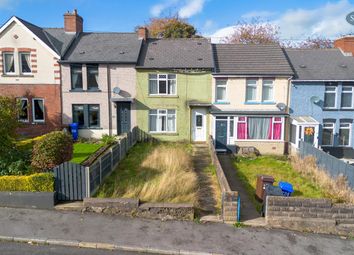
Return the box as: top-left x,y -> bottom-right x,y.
0,14 -> 77,136
135,38 -> 213,142
210,44 -> 294,154
287,43 -> 354,159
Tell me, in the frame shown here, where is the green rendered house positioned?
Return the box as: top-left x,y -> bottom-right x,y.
135,38 -> 213,142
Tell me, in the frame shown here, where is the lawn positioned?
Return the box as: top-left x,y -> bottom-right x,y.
95,142 -> 199,204
234,156 -> 327,211
71,143 -> 104,164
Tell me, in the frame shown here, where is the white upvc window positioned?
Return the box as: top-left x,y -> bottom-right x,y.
262,79 -> 274,102
246,79 -> 257,102
339,122 -> 351,147
149,109 -> 176,133
3,52 -> 15,74
324,85 -> 337,109
341,86 -> 353,108
149,74 -> 176,95
215,79 -> 227,102
18,98 -> 29,122
321,122 -> 335,146
32,98 -> 45,123
19,52 -> 31,74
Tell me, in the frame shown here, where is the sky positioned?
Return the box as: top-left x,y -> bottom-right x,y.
1,0 -> 354,43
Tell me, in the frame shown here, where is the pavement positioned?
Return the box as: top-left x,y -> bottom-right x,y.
0,241 -> 146,255
0,207 -> 354,255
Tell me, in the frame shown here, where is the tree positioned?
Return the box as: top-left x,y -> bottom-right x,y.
298,37 -> 334,49
224,20 -> 280,44
145,16 -> 197,38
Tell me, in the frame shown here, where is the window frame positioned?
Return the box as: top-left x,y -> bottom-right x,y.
323,85 -> 337,109
215,79 -> 227,102
70,64 -> 83,90
149,109 -> 177,133
72,104 -> 85,128
341,86 -> 353,109
148,73 -> 177,96
321,122 -> 335,147
72,104 -> 101,129
19,52 -> 32,75
262,79 -> 274,102
245,79 -> 258,102
32,98 -> 45,123
3,52 -> 15,75
18,97 -> 29,122
338,122 -> 352,147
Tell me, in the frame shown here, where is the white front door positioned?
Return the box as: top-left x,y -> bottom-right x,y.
192,108 -> 207,142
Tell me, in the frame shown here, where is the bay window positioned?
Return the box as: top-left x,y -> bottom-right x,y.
246,79 -> 257,102
339,122 -> 351,146
149,109 -> 176,132
32,98 -> 45,122
262,79 -> 274,102
324,85 -> 337,108
216,79 -> 227,102
149,74 -> 176,95
19,52 -> 31,74
322,122 -> 334,146
87,64 -> 99,90
71,64 -> 83,90
341,86 -> 353,108
3,52 -> 15,74
236,116 -> 283,140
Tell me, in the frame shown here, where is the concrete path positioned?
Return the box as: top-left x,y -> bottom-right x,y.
0,207 -> 353,255
217,154 -> 260,221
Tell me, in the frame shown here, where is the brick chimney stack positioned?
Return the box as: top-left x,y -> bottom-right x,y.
137,27 -> 148,41
334,36 -> 354,56
64,9 -> 83,33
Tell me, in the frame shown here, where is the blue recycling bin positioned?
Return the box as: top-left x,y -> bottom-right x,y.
278,181 -> 294,197
70,123 -> 79,141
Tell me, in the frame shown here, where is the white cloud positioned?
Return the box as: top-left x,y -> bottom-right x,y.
178,0 -> 205,18
208,0 -> 354,43
0,0 -> 12,9
241,11 -> 276,20
150,0 -> 179,17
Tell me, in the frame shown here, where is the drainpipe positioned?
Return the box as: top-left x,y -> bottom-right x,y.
107,64 -> 112,136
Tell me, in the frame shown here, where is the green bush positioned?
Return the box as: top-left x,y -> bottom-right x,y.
0,173 -> 54,192
101,134 -> 116,145
31,131 -> 73,171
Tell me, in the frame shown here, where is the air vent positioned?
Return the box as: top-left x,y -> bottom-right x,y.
299,64 -> 306,68
149,57 -> 154,61
197,42 -> 202,45
340,64 -> 347,68
198,58 -> 203,61
119,51 -> 125,54
152,42 -> 158,45
79,51 -> 85,54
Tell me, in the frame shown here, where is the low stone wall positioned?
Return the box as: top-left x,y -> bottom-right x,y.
0,191 -> 55,209
266,196 -> 354,235
208,136 -> 239,223
83,198 -> 194,221
235,141 -> 285,155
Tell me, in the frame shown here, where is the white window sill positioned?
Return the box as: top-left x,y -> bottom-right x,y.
148,95 -> 178,98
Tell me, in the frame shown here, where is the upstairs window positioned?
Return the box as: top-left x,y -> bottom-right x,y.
19,52 -> 31,74
3,52 -> 15,74
32,98 -> 45,122
341,86 -> 353,108
87,64 -> 99,90
262,79 -> 274,102
71,64 -> 83,90
18,98 -> 29,122
149,74 -> 176,95
324,85 -> 337,108
246,79 -> 257,102
216,79 -> 227,102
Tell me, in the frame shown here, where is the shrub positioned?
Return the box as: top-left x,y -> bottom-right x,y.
101,134 -> 116,145
32,131 -> 73,171
0,173 -> 54,192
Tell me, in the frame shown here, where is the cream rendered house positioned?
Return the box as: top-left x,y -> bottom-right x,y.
210,44 -> 293,154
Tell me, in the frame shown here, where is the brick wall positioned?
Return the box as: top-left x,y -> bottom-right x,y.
266,196 -> 354,235
334,36 -> 354,56
0,84 -> 62,137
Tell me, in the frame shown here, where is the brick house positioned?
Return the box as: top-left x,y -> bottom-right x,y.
0,11 -> 78,137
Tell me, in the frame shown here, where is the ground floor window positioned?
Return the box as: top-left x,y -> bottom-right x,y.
149,109 -> 176,132
32,98 -> 45,122
339,122 -> 351,146
17,98 -> 29,122
72,104 -> 100,128
322,122 -> 334,146
236,116 -> 283,140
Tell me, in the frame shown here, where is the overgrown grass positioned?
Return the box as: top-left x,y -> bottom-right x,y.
234,156 -> 327,211
95,142 -> 198,204
71,143 -> 104,164
202,164 -> 222,213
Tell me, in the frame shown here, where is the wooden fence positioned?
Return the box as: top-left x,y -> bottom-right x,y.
53,127 -> 150,201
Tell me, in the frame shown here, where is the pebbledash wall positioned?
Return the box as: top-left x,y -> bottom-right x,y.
136,70 -> 212,141
0,21 -> 61,137
61,64 -> 137,138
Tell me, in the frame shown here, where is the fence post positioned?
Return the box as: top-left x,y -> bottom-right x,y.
99,156 -> 102,184
110,147 -> 114,172
85,166 -> 90,198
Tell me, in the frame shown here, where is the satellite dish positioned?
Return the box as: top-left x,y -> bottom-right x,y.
276,103 -> 287,111
310,96 -> 320,104
113,87 -> 121,95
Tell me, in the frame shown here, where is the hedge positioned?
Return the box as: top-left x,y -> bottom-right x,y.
0,173 -> 54,192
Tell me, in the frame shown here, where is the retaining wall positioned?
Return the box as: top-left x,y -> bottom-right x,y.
266,196 -> 354,235
0,191 -> 55,209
